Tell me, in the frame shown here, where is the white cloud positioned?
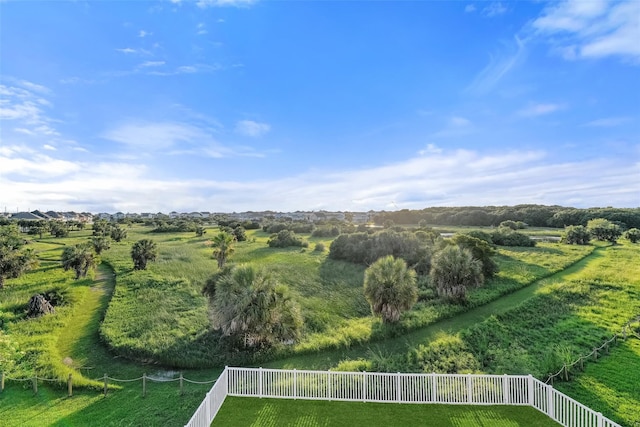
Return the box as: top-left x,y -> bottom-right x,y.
102,122 -> 207,149
532,0 -> 640,61
235,120 -> 271,137
43,144 -> 56,151
466,36 -> 526,94
464,4 -> 476,13
102,120 -> 265,158
196,0 -> 256,8
449,116 -> 472,127
418,144 -> 442,155
0,82 -> 60,137
138,30 -> 151,38
138,61 -> 166,68
517,103 -> 565,117
2,147 -> 636,212
483,2 -> 507,17
115,48 -> 151,55
197,23 -> 208,35
584,117 -> 631,127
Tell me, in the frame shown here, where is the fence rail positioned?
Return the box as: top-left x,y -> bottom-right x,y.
187,367 -> 622,427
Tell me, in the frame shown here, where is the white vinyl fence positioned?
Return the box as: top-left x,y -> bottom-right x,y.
185,367 -> 621,427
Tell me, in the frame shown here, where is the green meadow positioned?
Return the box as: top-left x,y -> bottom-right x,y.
0,224 -> 638,426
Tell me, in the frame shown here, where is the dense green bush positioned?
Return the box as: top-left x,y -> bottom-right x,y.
267,230 -> 308,248
328,230 -> 429,269
562,225 -> 591,245
490,229 -> 536,247
624,228 -> 640,243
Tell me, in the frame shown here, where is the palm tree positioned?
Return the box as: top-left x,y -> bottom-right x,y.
131,239 -> 157,270
211,231 -> 235,269
110,226 -> 128,242
91,236 -> 111,255
363,255 -> 418,323
430,245 -> 483,302
61,243 -> 96,279
210,265 -> 302,347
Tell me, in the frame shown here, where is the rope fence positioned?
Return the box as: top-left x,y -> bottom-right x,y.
545,315 -> 640,385
0,370 -> 217,398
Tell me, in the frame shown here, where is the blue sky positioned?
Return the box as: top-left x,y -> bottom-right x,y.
1,0 -> 638,213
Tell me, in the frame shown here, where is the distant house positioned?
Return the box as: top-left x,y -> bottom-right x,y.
11,211 -> 45,221
45,211 -> 64,220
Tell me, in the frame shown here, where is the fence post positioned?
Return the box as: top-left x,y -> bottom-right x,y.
593,347 -> 598,361
293,369 -> 297,400
362,372 -> 366,402
502,374 -> 509,404
33,375 -> 38,395
68,373 -> 73,397
205,391 -> 211,422
396,373 -> 401,402
597,412 -> 603,427
431,373 -> 437,403
103,374 -> 108,397
259,367 -> 263,398
467,373 -> 473,404
1,371 -> 4,393
327,371 -> 332,400
527,375 -> 534,406
179,373 -> 184,396
563,364 -> 569,381
142,373 -> 147,398
546,385 -> 554,420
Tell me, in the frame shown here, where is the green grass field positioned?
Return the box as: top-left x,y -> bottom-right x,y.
1,225 -> 638,426
211,397 -> 560,426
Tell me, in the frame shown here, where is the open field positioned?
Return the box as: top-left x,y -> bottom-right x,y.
1,224 -> 638,426
211,397 -> 560,427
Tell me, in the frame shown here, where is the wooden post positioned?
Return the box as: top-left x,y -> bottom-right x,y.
103,374 -> 108,397
579,357 -> 584,371
563,364 -> 569,381
33,375 -> 38,395
142,373 -> 147,398
68,373 -> 73,397
179,373 -> 184,396
593,347 -> 598,361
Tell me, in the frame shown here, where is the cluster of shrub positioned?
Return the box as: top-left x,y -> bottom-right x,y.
563,218 -> 640,245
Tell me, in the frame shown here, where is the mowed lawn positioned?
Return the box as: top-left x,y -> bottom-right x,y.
211,397 -> 560,426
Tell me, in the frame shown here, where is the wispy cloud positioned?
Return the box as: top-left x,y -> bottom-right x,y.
115,47 -> 151,55
532,0 -> 640,62
517,103 -> 565,117
464,4 -> 476,13
418,144 -> 442,155
138,61 -> 166,68
2,147 -> 637,212
584,117 -> 632,127
466,36 -> 526,95
138,30 -> 151,38
429,116 -> 474,138
0,81 -> 60,137
235,120 -> 271,137
102,120 -> 265,158
197,23 -> 207,35
483,2 -> 507,17
196,0 -> 256,8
